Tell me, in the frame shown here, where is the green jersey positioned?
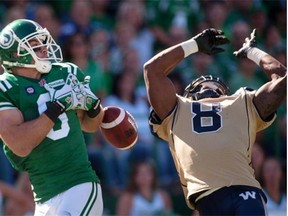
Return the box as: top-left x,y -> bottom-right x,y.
0,62 -> 99,203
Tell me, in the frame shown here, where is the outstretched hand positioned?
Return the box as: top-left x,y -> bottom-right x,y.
193,28 -> 230,55
233,28 -> 256,58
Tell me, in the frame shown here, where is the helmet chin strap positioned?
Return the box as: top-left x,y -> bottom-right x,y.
3,60 -> 51,73
34,60 -> 51,73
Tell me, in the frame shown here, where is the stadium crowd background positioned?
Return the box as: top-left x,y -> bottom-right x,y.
0,0 -> 286,215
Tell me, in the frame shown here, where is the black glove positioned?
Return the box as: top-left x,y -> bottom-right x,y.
233,28 -> 256,58
193,28 -> 230,55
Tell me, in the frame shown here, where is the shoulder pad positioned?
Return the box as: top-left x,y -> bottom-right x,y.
233,87 -> 255,96
149,108 -> 163,125
51,62 -> 84,81
148,108 -> 164,140
243,86 -> 255,91
52,62 -> 80,74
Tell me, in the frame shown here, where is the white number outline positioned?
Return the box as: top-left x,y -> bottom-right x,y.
38,93 -> 70,140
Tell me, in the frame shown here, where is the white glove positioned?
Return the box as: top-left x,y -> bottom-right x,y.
44,73 -> 84,111
233,29 -> 257,58
78,76 -> 101,117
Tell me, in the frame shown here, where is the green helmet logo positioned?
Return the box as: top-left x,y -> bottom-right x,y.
0,29 -> 14,49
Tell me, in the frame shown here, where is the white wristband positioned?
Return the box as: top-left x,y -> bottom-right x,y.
180,39 -> 199,58
247,47 -> 268,65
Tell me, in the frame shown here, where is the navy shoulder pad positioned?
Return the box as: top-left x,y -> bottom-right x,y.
149,108 -> 163,125
148,108 -> 164,140
243,86 -> 255,91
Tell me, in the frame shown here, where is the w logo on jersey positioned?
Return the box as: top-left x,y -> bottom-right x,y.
239,191 -> 256,200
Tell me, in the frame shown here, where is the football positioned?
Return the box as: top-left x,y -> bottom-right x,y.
100,106 -> 138,150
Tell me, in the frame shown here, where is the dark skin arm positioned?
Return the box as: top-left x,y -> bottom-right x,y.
253,55 -> 286,120
143,44 -> 183,120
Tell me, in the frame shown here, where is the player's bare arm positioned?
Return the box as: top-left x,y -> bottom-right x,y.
143,45 -> 182,120
0,109 -> 55,157
77,105 -> 104,132
234,29 -> 287,120
254,55 -> 286,120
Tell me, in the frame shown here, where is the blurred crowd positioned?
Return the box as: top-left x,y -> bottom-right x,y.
0,0 -> 286,215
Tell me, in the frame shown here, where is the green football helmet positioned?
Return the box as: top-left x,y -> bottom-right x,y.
0,19 -> 62,73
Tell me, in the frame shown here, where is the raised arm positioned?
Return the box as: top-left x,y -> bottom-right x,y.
234,29 -> 287,120
143,43 -> 183,120
144,28 -> 229,119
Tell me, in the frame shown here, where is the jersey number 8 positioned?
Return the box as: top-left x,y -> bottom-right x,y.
191,102 -> 222,133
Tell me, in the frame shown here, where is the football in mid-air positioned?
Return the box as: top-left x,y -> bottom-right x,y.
100,106 -> 138,150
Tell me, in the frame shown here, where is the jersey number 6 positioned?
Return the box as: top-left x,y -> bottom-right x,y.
38,93 -> 70,140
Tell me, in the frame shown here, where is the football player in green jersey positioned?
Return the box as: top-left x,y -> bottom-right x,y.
144,28 -> 286,215
0,19 -> 104,215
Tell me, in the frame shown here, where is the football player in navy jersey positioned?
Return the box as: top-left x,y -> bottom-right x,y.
0,19 -> 104,215
144,28 -> 286,215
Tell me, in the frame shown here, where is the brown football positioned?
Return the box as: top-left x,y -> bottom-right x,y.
100,106 -> 138,150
